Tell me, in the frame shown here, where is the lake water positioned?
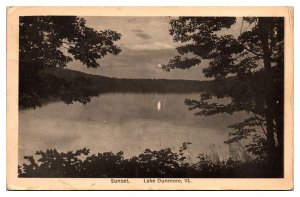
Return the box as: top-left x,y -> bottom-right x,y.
19,93 -> 248,163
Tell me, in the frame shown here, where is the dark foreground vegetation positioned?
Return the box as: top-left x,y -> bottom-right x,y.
18,143 -> 282,178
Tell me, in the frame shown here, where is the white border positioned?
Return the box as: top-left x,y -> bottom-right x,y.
1,0 -> 299,196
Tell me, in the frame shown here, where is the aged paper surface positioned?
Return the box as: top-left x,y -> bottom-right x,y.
7,6 -> 293,190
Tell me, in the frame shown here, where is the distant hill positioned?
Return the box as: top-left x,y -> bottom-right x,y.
42,67 -> 239,95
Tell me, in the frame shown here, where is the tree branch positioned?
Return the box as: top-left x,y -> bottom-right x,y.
245,48 -> 261,57
239,18 -> 244,36
252,112 -> 267,137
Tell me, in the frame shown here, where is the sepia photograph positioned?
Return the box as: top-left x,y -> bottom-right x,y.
6,7 -> 294,190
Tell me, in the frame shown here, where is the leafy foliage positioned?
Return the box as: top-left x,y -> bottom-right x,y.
19,16 -> 122,108
164,17 -> 284,169
18,143 -> 282,178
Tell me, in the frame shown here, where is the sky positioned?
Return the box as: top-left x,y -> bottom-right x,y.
66,17 -> 208,80
66,17 -> 244,80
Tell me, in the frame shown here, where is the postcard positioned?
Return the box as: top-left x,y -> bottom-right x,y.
7,6 -> 294,190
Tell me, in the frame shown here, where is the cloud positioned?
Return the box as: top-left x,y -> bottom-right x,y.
67,48 -> 207,80
129,42 -> 175,50
132,29 -> 151,40
84,17 -> 179,51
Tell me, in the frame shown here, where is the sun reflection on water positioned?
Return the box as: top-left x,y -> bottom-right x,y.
157,101 -> 161,111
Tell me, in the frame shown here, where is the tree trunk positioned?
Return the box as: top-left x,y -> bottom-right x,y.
258,18 -> 276,162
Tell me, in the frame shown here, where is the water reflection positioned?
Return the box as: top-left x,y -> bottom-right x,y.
19,93 -> 248,163
157,101 -> 161,111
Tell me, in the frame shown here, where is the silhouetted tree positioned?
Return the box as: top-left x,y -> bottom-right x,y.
19,16 -> 122,108
163,17 -> 283,172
